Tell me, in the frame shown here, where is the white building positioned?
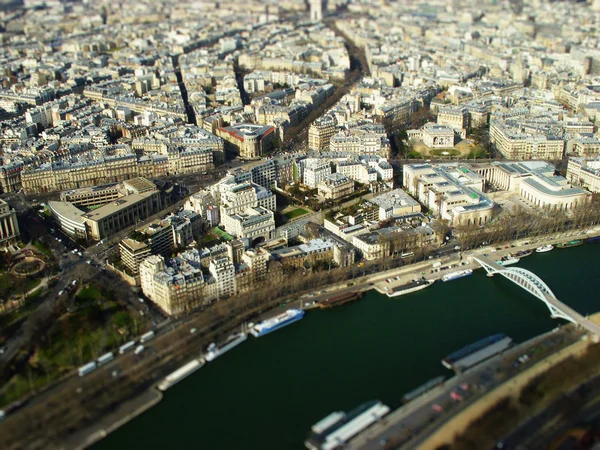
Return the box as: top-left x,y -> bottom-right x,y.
221,206 -> 275,244
301,158 -> 332,188
209,257 -> 236,299
567,157 -> 600,193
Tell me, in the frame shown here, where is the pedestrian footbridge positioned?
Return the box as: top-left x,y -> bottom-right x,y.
473,255 -> 600,335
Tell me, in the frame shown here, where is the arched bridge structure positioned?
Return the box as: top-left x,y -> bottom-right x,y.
473,255 -> 600,335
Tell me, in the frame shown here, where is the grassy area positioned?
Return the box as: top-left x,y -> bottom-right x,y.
284,207 -> 310,220
211,227 -> 233,241
0,272 -> 41,299
0,282 -> 141,407
33,240 -> 52,257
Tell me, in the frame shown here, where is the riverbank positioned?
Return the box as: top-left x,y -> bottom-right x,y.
91,240 -> 600,450
12,228 -> 600,450
417,313 -> 600,449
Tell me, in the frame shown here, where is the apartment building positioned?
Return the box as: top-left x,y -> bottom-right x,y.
317,173 -> 355,200
308,116 -> 337,151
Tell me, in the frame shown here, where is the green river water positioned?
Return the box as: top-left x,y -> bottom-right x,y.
94,244 -> 600,450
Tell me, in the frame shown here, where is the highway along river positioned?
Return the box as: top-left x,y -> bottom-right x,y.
94,244 -> 600,450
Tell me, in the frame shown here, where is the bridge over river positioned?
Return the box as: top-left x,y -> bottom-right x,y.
473,255 -> 600,336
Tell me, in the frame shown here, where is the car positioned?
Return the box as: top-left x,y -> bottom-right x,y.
58,290 -> 64,296
0,347 -> 5,354
138,297 -> 145,303
140,311 -> 145,316
190,328 -> 197,334
432,404 -> 443,412
86,260 -> 92,265
451,391 -> 462,401
459,383 -> 469,391
72,280 -> 77,286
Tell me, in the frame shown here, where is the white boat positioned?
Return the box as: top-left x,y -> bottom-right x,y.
441,269 -> 473,282
495,257 -> 520,266
250,309 -> 305,337
158,358 -> 205,391
205,332 -> 248,362
535,245 -> 554,253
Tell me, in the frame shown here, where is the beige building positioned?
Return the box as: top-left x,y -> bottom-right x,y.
567,157 -> 600,193
83,189 -> 162,241
0,199 -> 19,248
60,184 -> 121,208
317,173 -> 354,200
404,163 -> 494,226
489,121 -> 565,160
437,106 -> 469,131
308,116 -> 336,151
221,206 -> 275,245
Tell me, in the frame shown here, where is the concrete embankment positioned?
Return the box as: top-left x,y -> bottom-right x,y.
417,312 -> 600,449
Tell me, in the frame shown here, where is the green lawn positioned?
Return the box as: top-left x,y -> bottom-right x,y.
284,207 -> 310,220
75,284 -> 103,305
211,227 -> 233,241
33,240 -> 52,257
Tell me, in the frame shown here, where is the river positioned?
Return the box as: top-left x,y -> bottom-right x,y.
94,243 -> 600,450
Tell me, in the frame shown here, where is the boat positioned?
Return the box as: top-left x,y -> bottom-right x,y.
205,332 -> 248,362
318,292 -> 362,309
587,235 -> 600,243
441,269 -> 473,282
556,240 -> 583,249
402,376 -> 446,404
387,278 -> 432,298
305,400 -> 391,450
495,257 -> 520,266
511,250 -> 532,258
442,333 -> 511,371
535,244 -> 554,253
250,309 -> 305,337
158,358 -> 205,391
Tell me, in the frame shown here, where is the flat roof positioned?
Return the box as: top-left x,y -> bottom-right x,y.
48,201 -> 86,224
82,190 -> 156,222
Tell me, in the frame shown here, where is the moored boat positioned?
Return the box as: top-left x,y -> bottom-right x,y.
535,244 -> 554,253
556,240 -> 583,249
387,278 -> 432,298
495,257 -> 520,266
511,249 -> 533,258
205,332 -> 248,362
441,269 -> 473,282
587,235 -> 600,244
318,292 -> 362,309
250,309 -> 305,337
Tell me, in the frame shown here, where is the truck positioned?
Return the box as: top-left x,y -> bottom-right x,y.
78,362 -> 97,377
140,331 -> 155,343
119,341 -> 136,354
134,345 -> 144,355
0,410 -> 5,421
432,262 -> 442,269
97,352 -> 114,366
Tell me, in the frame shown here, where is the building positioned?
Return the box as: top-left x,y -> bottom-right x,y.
217,124 -> 276,159
59,184 -> 121,208
308,116 -> 336,151
140,253 -> 209,316
329,125 -> 390,157
209,257 -> 236,299
471,161 -> 591,211
317,173 -> 355,200
185,190 -> 220,228
404,163 -> 495,226
48,201 -> 88,240
422,123 -> 456,148
119,219 -> 173,276
0,199 -> 19,248
489,121 -> 565,160
370,189 -> 422,220
437,106 -> 469,131
310,0 -> 326,21
300,158 -> 332,188
221,207 -> 275,245
82,189 -> 162,241
567,157 -> 600,193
